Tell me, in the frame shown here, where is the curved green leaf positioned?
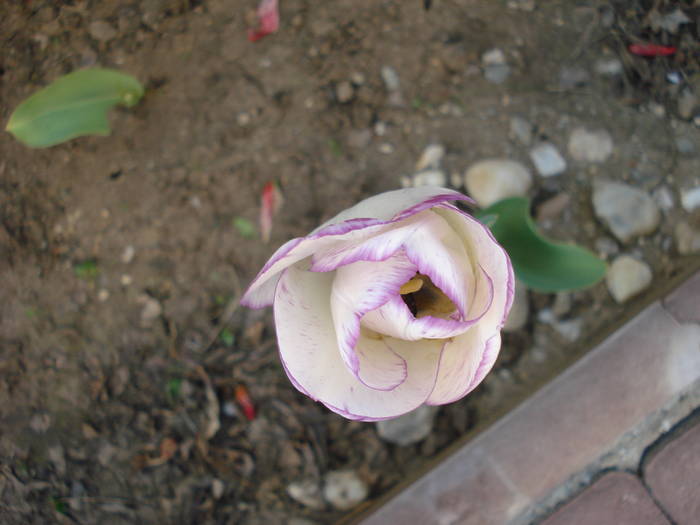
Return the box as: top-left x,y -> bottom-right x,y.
476,197 -> 606,292
6,69 -> 143,148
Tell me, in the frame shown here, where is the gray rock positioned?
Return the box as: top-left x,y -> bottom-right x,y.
652,185 -> 675,212
464,159 -> 532,207
484,64 -> 511,84
529,142 -> 567,177
559,66 -> 590,89
377,405 -> 437,445
510,116 -> 533,145
503,280 -> 529,332
567,127 -> 614,163
323,471 -> 368,511
606,255 -> 652,303
675,222 -> 700,255
592,181 -> 660,242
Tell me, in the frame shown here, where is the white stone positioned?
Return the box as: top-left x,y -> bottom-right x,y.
121,245 -> 135,264
377,405 -> 437,446
551,318 -> 583,342
464,159 -> 532,207
482,48 -> 506,66
415,144 -> 445,171
503,280 -> 529,332
680,187 -> 700,212
652,185 -> 675,212
287,480 -> 324,509
412,169 -> 447,188
380,66 -> 400,91
606,255 -> 652,303
567,127 -> 614,163
335,81 -> 354,103
484,64 -> 510,84
529,142 -> 567,177
323,471 -> 368,511
594,57 -> 623,76
592,181 -> 660,242
675,222 -> 700,255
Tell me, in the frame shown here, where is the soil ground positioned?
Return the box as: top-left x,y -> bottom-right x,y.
1,1 -> 699,524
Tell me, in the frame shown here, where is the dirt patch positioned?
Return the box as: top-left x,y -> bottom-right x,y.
1,1 -> 699,523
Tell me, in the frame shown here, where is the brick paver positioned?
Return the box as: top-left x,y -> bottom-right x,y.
644,421 -> 700,525
541,472 -> 669,525
359,271 -> 700,525
664,270 -> 700,324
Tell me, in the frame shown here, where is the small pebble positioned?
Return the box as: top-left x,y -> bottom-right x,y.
287,480 -> 324,510
415,144 -> 445,171
379,143 -> 394,154
503,280 -> 529,332
510,116 -> 533,146
98,289 -> 110,302
675,222 -> 700,255
138,295 -> 162,323
529,142 -> 567,177
121,245 -> 135,264
464,159 -> 532,207
484,64 -> 510,84
567,127 -> 613,163
120,274 -> 133,286
552,318 -> 582,342
606,255 -> 652,303
89,20 -> 118,42
482,48 -> 506,66
559,65 -> 590,89
377,405 -> 437,446
335,81 -> 354,103
680,187 -> 700,212
380,66 -> 400,91
412,169 -> 447,188
677,89 -> 697,120
592,181 -> 660,242
323,471 -> 368,511
594,57 -> 623,76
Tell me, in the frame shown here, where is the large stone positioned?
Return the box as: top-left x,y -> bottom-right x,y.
377,405 -> 438,446
503,280 -> 529,332
606,255 -> 652,303
674,222 -> 700,255
464,159 -> 532,207
592,181 -> 660,242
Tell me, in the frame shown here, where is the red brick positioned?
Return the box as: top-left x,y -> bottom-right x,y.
541,472 -> 669,525
664,270 -> 700,324
360,303 -> 700,525
644,421 -> 700,525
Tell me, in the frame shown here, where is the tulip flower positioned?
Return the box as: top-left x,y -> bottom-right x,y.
241,187 -> 514,421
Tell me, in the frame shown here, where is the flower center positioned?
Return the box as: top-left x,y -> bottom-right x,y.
400,273 -> 456,319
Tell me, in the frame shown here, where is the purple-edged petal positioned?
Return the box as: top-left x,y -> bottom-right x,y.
361,264 -> 494,341
423,205 -> 513,405
426,329 -> 501,405
274,265 -> 444,420
241,188 -> 471,309
331,254 -> 417,389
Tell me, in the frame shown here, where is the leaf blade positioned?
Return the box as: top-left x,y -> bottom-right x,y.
6,68 -> 144,148
477,197 -> 606,292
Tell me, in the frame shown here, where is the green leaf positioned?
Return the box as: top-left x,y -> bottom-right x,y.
6,68 -> 144,148
232,217 -> 257,238
73,259 -> 99,280
476,197 -> 606,292
219,328 -> 235,347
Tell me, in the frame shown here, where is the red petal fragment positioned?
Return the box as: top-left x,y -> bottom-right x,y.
248,0 -> 279,42
235,384 -> 256,420
628,43 -> 677,57
259,181 -> 283,243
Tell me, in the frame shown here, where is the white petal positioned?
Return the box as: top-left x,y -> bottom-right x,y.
331,254 -> 418,389
274,265 -> 444,420
242,189 -> 470,309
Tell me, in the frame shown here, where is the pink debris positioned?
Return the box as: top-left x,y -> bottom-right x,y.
248,0 -> 279,42
259,181 -> 283,243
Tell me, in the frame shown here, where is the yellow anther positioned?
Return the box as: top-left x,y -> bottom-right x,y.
400,276 -> 424,295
